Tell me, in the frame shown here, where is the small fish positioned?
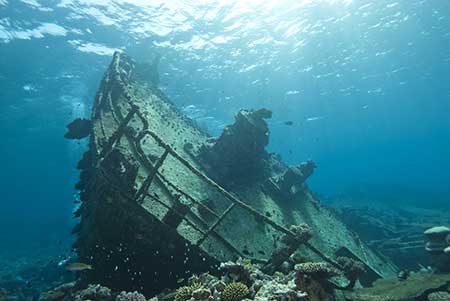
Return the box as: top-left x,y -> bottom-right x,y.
305,116 -> 324,122
65,263 -> 93,272
135,234 -> 144,240
176,278 -> 185,284
284,121 -> 294,126
58,257 -> 71,267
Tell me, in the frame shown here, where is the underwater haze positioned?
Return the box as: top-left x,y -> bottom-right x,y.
1,0 -> 450,258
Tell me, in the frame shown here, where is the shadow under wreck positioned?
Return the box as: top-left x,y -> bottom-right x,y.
67,52 -> 397,295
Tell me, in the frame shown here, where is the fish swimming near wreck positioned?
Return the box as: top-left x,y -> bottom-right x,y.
65,263 -> 93,272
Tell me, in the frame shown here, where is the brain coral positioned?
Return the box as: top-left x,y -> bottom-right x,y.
175,282 -> 203,301
221,282 -> 249,301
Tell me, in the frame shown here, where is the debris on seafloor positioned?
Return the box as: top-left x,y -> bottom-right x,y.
424,226 -> 450,272
339,225 -> 450,301
329,201 -> 450,270
424,226 -> 450,253
396,269 -> 410,281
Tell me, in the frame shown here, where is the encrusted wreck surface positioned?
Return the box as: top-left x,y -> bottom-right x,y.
73,52 -> 397,294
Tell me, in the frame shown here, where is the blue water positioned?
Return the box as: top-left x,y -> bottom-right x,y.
0,0 -> 449,259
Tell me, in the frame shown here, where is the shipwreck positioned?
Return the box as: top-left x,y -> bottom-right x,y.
68,52 -> 397,295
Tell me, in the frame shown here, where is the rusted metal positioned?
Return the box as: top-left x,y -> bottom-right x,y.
97,105 -> 138,162
197,203 -> 236,247
134,148 -> 169,203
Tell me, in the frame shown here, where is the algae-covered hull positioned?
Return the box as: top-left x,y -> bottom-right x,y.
72,52 -> 397,294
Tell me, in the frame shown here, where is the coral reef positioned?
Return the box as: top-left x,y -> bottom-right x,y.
41,282 -> 77,301
191,288 -> 213,301
254,281 -> 308,301
75,284 -> 112,301
221,282 -> 249,301
263,224 -> 313,274
168,259 -> 339,301
294,262 -> 339,301
284,224 -> 314,246
175,282 -> 203,301
335,257 -> 365,290
116,291 -> 146,301
295,263 -> 339,280
219,261 -> 251,285
40,254 -> 450,301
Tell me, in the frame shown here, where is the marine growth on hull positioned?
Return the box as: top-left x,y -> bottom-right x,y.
55,53 -> 450,301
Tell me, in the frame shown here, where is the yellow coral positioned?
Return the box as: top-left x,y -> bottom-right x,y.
175,282 -> 202,301
221,282 -> 249,301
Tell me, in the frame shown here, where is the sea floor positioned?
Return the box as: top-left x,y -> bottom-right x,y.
326,197 -> 450,270
0,241 -> 74,301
